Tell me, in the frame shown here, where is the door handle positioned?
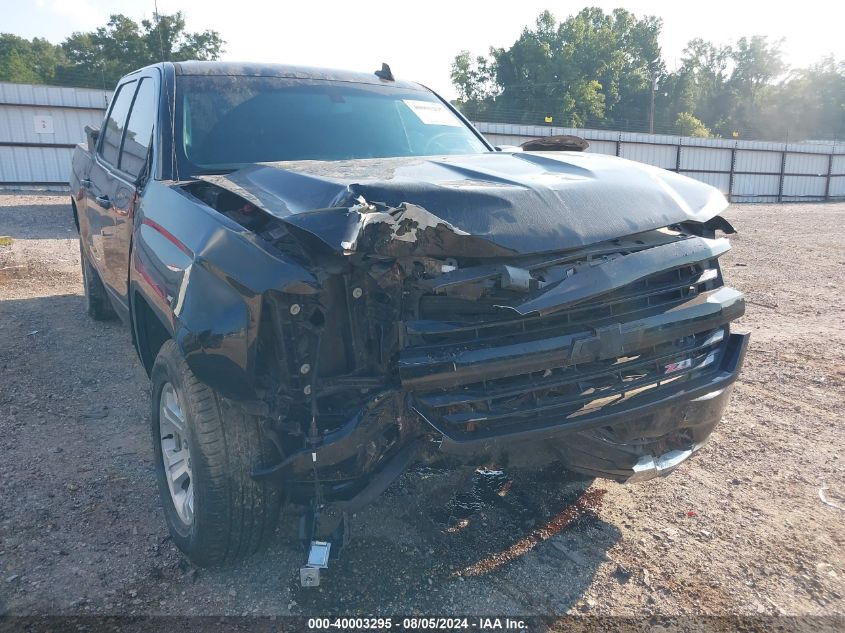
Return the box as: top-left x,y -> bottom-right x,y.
95,195 -> 112,209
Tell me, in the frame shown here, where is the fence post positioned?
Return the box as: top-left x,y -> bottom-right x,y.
777,148 -> 787,203
728,143 -> 737,203
824,152 -> 833,202
675,139 -> 682,173
615,132 -> 621,157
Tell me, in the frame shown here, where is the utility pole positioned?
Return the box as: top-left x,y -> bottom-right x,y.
649,71 -> 657,135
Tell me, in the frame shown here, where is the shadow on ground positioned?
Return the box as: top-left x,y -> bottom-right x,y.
285,464 -> 619,613
0,199 -> 76,240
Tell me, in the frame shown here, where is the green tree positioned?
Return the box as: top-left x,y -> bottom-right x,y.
450,50 -> 498,119
674,112 -> 711,137
757,57 -> 845,141
450,9 -> 844,141
1,11 -> 224,89
0,34 -> 63,84
673,39 -> 731,125
140,12 -> 224,63
451,8 -> 663,128
452,7 -> 665,126
723,36 -> 786,135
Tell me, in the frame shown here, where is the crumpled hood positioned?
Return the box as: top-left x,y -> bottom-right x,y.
200,151 -> 729,256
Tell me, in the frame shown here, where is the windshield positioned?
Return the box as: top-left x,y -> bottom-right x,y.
175,76 -> 489,172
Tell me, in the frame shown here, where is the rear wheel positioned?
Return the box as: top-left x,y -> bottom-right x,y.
79,240 -> 116,320
150,340 -> 283,566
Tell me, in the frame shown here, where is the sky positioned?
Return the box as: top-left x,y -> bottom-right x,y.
3,0 -> 844,98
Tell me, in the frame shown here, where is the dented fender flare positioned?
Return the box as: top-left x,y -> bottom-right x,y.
131,190 -> 320,401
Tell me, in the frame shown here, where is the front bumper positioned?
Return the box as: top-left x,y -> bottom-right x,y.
417,331 -> 749,482
264,331 -> 748,500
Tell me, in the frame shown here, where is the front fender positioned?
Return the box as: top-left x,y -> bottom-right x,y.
174,260 -> 255,398
132,183 -> 319,400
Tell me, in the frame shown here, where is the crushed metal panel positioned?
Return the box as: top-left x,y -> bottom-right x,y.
194,152 -> 730,256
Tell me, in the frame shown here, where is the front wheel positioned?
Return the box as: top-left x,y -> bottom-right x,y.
150,340 -> 283,566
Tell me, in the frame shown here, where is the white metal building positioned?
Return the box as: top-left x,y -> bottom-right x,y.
0,82 -> 110,190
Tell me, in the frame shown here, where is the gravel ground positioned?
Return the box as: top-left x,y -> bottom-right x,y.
0,194 -> 844,621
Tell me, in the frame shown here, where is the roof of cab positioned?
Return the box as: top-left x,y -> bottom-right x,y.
170,61 -> 424,91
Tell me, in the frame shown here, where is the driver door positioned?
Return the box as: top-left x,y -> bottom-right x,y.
85,73 -> 157,314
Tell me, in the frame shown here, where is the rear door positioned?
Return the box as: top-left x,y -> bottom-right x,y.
84,73 -> 157,315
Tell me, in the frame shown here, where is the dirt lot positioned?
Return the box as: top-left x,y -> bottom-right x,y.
1,194 -> 844,620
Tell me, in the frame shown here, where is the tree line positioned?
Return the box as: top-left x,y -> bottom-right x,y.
451,8 -> 845,142
0,12 -> 223,90
3,8 -> 841,142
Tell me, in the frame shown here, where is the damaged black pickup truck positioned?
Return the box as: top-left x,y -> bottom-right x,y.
70,61 -> 747,575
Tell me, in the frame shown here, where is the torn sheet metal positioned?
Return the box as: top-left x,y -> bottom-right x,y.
235,197 -> 515,259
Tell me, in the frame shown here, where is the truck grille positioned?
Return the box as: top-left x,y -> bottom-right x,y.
408,258 -> 721,347
411,326 -> 727,438
399,254 -> 737,439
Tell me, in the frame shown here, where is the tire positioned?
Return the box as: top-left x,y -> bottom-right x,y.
79,240 -> 117,320
150,340 -> 283,566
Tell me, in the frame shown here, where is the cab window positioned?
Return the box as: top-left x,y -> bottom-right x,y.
99,80 -> 136,166
119,78 -> 156,178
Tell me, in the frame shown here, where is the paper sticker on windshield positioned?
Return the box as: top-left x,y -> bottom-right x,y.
403,100 -> 462,126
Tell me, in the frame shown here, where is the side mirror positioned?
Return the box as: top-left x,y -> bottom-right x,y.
85,125 -> 100,153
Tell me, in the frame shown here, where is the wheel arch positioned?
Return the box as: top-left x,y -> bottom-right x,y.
132,289 -> 173,376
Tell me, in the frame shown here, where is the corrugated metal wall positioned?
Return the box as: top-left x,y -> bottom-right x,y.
476,122 -> 845,203
0,82 -> 110,190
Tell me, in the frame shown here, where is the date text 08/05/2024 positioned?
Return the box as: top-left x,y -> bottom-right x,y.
307,617 -> 529,630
